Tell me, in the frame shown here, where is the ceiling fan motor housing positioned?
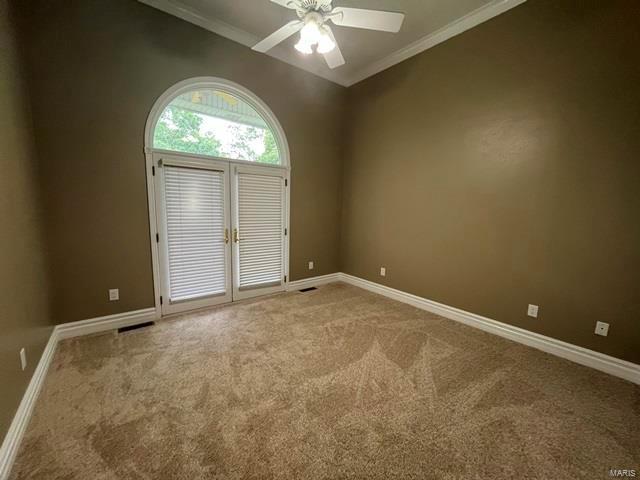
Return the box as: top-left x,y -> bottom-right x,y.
298,0 -> 333,12
302,11 -> 324,26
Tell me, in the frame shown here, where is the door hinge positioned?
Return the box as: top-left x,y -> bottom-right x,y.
284,227 -> 287,236
160,296 -> 163,305
285,179 -> 288,187
284,275 -> 287,282
156,233 -> 159,243
152,165 -> 155,176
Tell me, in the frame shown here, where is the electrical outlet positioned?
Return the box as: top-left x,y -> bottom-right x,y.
594,321 -> 609,337
527,304 -> 539,318
308,261 -> 314,270
20,348 -> 27,371
109,288 -> 119,301
380,267 -> 386,277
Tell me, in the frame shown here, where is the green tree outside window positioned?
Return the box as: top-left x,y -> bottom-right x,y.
154,106 -> 222,156
154,106 -> 280,165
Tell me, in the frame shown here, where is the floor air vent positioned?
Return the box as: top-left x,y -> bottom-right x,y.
299,287 -> 317,293
117,321 -> 155,334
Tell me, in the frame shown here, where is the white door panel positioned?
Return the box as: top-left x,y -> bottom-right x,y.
155,155 -> 231,314
232,166 -> 287,300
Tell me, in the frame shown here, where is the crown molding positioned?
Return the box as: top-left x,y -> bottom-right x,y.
137,0 -> 349,86
137,0 -> 258,47
137,0 -> 527,88
345,0 -> 527,86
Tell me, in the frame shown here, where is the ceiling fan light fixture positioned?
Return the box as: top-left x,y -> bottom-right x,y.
300,18 -> 321,44
316,28 -> 335,54
294,38 -> 313,54
253,1 -> 406,70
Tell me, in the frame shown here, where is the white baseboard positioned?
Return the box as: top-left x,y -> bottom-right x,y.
55,308 -> 157,340
286,273 -> 342,292
336,273 -> 640,385
2,279 -> 638,479
287,272 -> 639,384
0,307 -> 157,479
0,330 -> 58,480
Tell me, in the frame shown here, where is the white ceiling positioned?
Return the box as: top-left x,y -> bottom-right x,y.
138,0 -> 526,87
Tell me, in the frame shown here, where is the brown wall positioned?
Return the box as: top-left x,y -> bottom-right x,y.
18,0 -> 347,323
341,0 -> 640,363
9,0 -> 639,393
0,0 -> 53,439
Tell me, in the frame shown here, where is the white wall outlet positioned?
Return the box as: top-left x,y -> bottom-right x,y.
527,304 -> 539,318
380,267 -> 386,277
594,321 -> 609,337
308,261 -> 314,270
109,288 -> 119,301
20,348 -> 27,371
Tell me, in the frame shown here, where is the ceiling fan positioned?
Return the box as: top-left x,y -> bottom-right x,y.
252,0 -> 405,69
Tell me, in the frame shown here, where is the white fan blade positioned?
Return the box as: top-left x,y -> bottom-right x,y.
270,0 -> 300,9
330,7 -> 405,33
252,21 -> 303,53
323,27 -> 345,69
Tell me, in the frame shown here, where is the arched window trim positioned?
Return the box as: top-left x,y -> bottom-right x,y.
144,77 -> 290,170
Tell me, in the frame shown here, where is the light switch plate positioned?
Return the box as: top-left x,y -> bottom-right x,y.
527,304 -> 539,318
109,288 -> 119,301
595,321 -> 609,337
308,261 -> 314,270
380,267 -> 386,277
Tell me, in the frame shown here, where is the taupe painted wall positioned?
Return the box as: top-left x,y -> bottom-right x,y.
9,0 -> 639,392
18,0 -> 346,324
341,0 -> 640,363
0,0 -> 53,439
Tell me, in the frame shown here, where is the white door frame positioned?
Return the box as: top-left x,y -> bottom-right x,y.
143,77 -> 291,319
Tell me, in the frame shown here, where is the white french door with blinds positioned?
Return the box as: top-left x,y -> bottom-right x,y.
154,153 -> 288,315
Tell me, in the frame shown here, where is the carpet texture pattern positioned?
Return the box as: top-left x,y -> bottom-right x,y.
10,283 -> 639,479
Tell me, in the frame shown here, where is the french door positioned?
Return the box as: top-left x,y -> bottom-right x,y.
231,165 -> 287,301
154,153 -> 287,315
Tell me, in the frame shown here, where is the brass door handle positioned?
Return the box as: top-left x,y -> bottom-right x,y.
224,228 -> 229,244
233,228 -> 239,243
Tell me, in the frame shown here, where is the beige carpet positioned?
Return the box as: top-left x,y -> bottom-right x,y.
10,283 -> 639,479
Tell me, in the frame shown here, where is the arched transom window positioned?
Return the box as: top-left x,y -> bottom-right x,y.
151,82 -> 286,166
